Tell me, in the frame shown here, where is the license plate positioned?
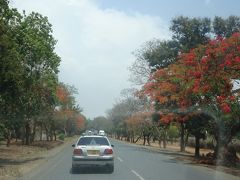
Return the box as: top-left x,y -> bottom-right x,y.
87,150 -> 100,155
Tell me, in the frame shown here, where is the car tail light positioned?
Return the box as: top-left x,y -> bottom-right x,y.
73,148 -> 83,155
104,148 -> 113,155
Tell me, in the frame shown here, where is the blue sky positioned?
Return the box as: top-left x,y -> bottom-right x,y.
12,0 -> 240,119
97,0 -> 240,21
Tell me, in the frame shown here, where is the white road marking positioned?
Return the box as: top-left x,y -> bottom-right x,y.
131,170 -> 145,180
117,157 -> 123,162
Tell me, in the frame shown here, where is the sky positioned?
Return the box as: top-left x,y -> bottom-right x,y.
11,0 -> 240,119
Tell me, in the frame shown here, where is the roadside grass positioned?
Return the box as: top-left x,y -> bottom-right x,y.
0,135 -> 78,178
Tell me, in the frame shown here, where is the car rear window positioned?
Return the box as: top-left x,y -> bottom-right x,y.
78,137 -> 110,146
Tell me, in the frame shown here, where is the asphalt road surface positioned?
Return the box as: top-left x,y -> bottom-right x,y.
18,139 -> 240,180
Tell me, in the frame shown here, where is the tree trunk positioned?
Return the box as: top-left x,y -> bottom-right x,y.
25,122 -> 31,145
163,129 -> 167,149
131,133 -> 135,143
64,127 -> 67,136
195,136 -> 200,158
180,122 -> 185,152
46,129 -> 49,141
214,139 -> 238,166
143,136 -> 146,145
54,130 -> 57,141
50,131 -> 53,141
163,138 -> 166,148
134,136 -> 141,143
185,132 -> 189,147
159,138 -> 162,148
30,122 -> 36,143
126,135 -> 130,142
147,135 -> 150,146
6,130 -> 11,147
21,126 -> 25,145
40,123 -> 43,141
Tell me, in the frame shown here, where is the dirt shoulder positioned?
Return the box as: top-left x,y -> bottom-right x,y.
0,136 -> 78,180
113,138 -> 240,177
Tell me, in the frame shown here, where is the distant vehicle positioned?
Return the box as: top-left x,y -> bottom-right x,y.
81,132 -> 86,136
99,130 -> 105,136
86,130 -> 93,135
72,135 -> 114,173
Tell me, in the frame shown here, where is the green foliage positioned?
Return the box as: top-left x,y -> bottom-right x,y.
151,112 -> 160,123
88,116 -> 113,133
213,16 -> 240,37
0,0 -> 65,145
235,131 -> 240,140
131,15 -> 240,76
170,16 -> 211,52
135,39 -> 180,69
168,124 -> 179,139
185,113 -> 211,139
58,133 -> 65,141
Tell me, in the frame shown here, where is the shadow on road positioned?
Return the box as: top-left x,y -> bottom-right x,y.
0,157 -> 44,166
136,146 -> 194,157
70,167 -> 113,175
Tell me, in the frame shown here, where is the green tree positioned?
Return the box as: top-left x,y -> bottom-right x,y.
0,1 -> 61,145
0,0 -> 24,146
213,16 -> 240,37
170,16 -> 211,52
17,12 -> 60,145
168,124 -> 179,144
90,116 -> 113,133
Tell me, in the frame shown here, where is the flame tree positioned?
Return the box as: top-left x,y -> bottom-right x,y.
143,33 -> 240,164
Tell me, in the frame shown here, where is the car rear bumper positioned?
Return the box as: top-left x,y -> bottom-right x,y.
72,156 -> 114,167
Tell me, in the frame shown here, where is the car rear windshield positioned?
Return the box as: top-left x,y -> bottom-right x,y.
78,137 -> 110,146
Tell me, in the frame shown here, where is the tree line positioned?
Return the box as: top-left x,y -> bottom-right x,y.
107,15 -> 240,166
0,0 -> 86,146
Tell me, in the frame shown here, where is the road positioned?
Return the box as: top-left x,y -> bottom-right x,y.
18,139 -> 239,180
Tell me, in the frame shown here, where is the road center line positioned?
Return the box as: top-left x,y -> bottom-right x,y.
117,157 -> 123,162
131,170 -> 145,180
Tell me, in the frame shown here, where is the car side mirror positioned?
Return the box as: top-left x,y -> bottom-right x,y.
111,144 -> 114,148
72,144 -> 75,147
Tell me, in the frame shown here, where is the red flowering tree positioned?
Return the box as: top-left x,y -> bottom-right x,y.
178,33 -> 240,165
55,83 -> 83,136
143,33 -> 240,164
143,62 -> 190,151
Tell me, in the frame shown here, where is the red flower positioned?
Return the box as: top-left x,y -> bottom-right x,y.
225,60 -> 232,66
230,96 -> 235,101
202,85 -> 210,93
221,103 -> 231,113
201,57 -> 208,64
193,71 -> 201,78
192,80 -> 200,93
219,64 -> 225,69
217,95 -> 225,102
234,57 -> 240,63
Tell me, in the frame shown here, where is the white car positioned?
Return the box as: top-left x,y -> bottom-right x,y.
99,130 -> 105,136
72,135 -> 114,173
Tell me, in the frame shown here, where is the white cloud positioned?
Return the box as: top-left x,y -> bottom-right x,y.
12,0 -> 170,118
